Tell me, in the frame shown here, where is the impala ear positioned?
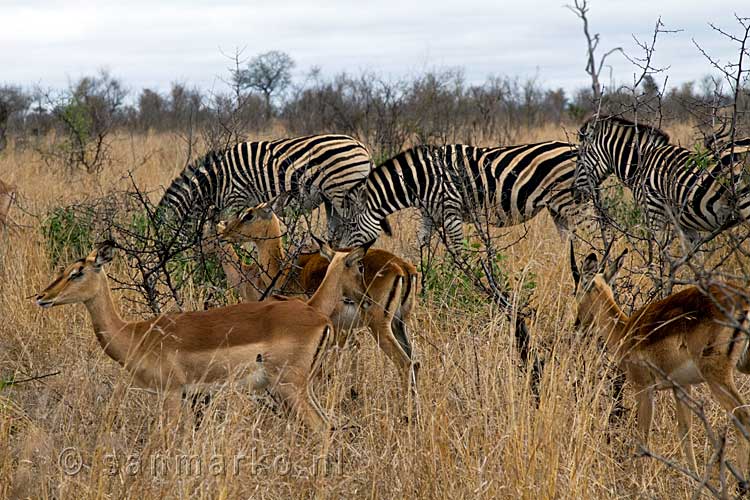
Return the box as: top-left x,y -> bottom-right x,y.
345,238 -> 375,268
269,192 -> 293,213
254,202 -> 275,220
91,241 -> 116,269
582,252 -> 599,280
604,249 -> 628,285
312,235 -> 336,262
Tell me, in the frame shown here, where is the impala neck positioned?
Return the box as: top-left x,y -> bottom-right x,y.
591,283 -> 629,352
307,259 -> 345,318
216,243 -> 245,286
255,221 -> 285,285
82,272 -> 130,365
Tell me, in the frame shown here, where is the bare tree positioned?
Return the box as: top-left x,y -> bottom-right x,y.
237,50 -> 295,120
201,47 -> 269,152
0,85 -> 31,152
35,70 -> 127,174
566,0 -> 623,102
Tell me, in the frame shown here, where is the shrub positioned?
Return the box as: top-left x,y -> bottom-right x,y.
42,206 -> 95,266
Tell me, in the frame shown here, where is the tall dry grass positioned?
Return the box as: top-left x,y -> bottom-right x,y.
0,128 -> 747,498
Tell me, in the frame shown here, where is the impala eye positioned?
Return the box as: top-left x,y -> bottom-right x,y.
69,269 -> 84,280
242,211 -> 254,222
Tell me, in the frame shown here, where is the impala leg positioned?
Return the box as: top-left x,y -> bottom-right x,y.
609,369 -> 627,423
157,391 -> 190,431
275,380 -> 330,433
274,325 -> 333,433
368,319 -> 419,416
390,315 -> 420,403
672,386 -> 698,474
635,386 -> 654,477
335,322 -> 361,401
163,391 -> 183,415
707,379 -> 750,493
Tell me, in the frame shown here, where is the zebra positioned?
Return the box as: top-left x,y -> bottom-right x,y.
157,134 -> 373,240
573,115 -> 750,242
343,141 -> 582,250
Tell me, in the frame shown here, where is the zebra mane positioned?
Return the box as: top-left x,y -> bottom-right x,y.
182,149 -> 224,181
581,115 -> 671,145
157,149 -> 225,217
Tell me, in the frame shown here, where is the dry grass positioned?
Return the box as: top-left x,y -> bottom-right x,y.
1,128 -> 748,499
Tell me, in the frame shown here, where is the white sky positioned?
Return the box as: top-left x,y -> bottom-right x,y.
1,1 -> 748,96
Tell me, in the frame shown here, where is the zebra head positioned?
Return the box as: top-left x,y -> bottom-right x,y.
574,115 -> 672,205
573,117 -> 611,204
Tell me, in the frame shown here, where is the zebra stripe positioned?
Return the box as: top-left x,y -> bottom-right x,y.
574,116 -> 750,240
158,134 -> 373,238
344,141 -> 580,250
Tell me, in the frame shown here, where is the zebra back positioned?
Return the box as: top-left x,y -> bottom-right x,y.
577,115 -> 750,234
157,134 -> 373,228
346,140 -> 579,247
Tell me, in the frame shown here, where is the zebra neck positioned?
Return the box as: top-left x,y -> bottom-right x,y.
609,131 -> 640,184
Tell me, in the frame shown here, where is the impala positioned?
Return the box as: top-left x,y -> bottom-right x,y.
0,178 -> 15,229
217,203 -> 420,396
201,225 -> 263,301
571,243 -> 750,477
34,240 -> 372,431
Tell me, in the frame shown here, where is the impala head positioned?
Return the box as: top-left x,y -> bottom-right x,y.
570,241 -> 628,332
313,235 -> 375,304
218,202 -> 282,244
35,242 -> 116,308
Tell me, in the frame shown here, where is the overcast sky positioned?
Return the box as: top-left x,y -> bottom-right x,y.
2,1 -> 748,97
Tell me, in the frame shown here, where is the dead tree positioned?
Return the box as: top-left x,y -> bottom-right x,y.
566,0 -> 623,102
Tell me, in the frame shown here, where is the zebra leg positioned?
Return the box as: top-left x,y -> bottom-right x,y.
418,215 -> 432,296
442,213 -> 465,252
419,213 -> 434,248
426,207 -> 463,251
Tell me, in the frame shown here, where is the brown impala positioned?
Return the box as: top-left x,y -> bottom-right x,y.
35,240 -> 373,431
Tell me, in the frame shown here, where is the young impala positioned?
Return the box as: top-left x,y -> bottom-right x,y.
34,240 -> 372,431
570,244 -> 750,478
201,225 -> 263,301
216,202 -> 420,397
